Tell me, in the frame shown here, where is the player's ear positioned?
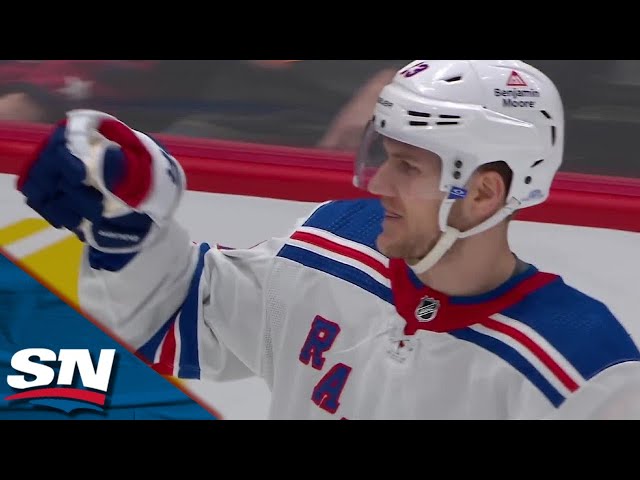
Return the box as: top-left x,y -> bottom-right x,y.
467,168 -> 507,220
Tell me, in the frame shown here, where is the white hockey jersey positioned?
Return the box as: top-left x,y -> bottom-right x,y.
78,199 -> 640,419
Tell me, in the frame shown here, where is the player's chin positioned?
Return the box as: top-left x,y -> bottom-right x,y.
376,231 -> 405,259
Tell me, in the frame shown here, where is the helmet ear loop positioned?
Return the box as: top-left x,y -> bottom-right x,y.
458,197 -> 521,239
440,165 -> 521,239
408,197 -> 461,276
406,163 -> 469,276
408,194 -> 521,276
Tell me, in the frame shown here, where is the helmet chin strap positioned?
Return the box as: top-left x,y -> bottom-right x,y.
408,197 -> 521,276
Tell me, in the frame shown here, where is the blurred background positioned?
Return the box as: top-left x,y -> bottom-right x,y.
0,59 -> 637,179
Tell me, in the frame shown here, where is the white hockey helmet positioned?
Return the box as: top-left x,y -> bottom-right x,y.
354,60 -> 565,273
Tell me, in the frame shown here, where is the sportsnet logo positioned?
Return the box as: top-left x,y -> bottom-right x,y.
5,348 -> 116,413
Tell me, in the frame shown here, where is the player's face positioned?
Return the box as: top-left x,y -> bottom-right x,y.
368,137 -> 445,262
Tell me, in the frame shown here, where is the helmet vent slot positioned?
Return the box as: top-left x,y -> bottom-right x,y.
437,115 -> 460,126
444,76 -> 462,83
407,112 -> 461,126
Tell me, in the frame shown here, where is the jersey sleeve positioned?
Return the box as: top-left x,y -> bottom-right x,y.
77,204 -> 321,384
544,361 -> 640,419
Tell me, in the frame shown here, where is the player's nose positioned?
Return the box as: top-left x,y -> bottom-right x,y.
367,163 -> 395,197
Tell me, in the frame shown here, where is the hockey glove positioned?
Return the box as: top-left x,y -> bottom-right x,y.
16,109 -> 186,257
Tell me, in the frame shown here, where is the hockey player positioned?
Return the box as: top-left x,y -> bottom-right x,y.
15,60 -> 640,419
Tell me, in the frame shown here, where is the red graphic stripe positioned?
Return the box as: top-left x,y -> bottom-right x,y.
291,231 -> 388,279
5,387 -> 106,405
154,321 -> 177,376
482,318 -> 579,392
97,118 -> 152,209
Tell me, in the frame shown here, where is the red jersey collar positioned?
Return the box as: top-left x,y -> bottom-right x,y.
389,259 -> 559,335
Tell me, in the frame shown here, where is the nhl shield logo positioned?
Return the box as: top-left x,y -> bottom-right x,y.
415,296 -> 440,322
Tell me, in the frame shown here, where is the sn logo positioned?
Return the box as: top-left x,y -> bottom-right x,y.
5,348 -> 116,412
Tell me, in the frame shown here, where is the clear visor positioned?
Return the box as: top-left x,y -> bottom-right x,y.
354,120 -> 458,200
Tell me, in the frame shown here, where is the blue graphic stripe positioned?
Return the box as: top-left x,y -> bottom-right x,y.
501,279 -> 640,381
177,243 -> 211,380
302,199 -> 384,251
137,311 -> 178,364
278,244 -> 393,304
449,327 -> 566,408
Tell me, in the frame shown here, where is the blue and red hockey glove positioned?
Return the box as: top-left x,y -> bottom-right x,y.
16,110 -> 186,259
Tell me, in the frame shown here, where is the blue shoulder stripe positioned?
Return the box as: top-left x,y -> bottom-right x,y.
450,327 -> 565,408
302,199 -> 384,250
278,244 -> 393,304
501,278 -> 640,381
278,199 -> 392,303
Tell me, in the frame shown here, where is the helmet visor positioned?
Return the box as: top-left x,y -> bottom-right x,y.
354,121 -> 458,200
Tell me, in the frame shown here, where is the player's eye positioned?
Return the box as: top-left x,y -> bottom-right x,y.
399,160 -> 420,174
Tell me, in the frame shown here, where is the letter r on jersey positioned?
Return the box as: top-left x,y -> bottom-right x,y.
299,316 -> 340,370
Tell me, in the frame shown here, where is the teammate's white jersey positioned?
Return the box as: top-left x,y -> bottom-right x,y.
78,199 -> 640,419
